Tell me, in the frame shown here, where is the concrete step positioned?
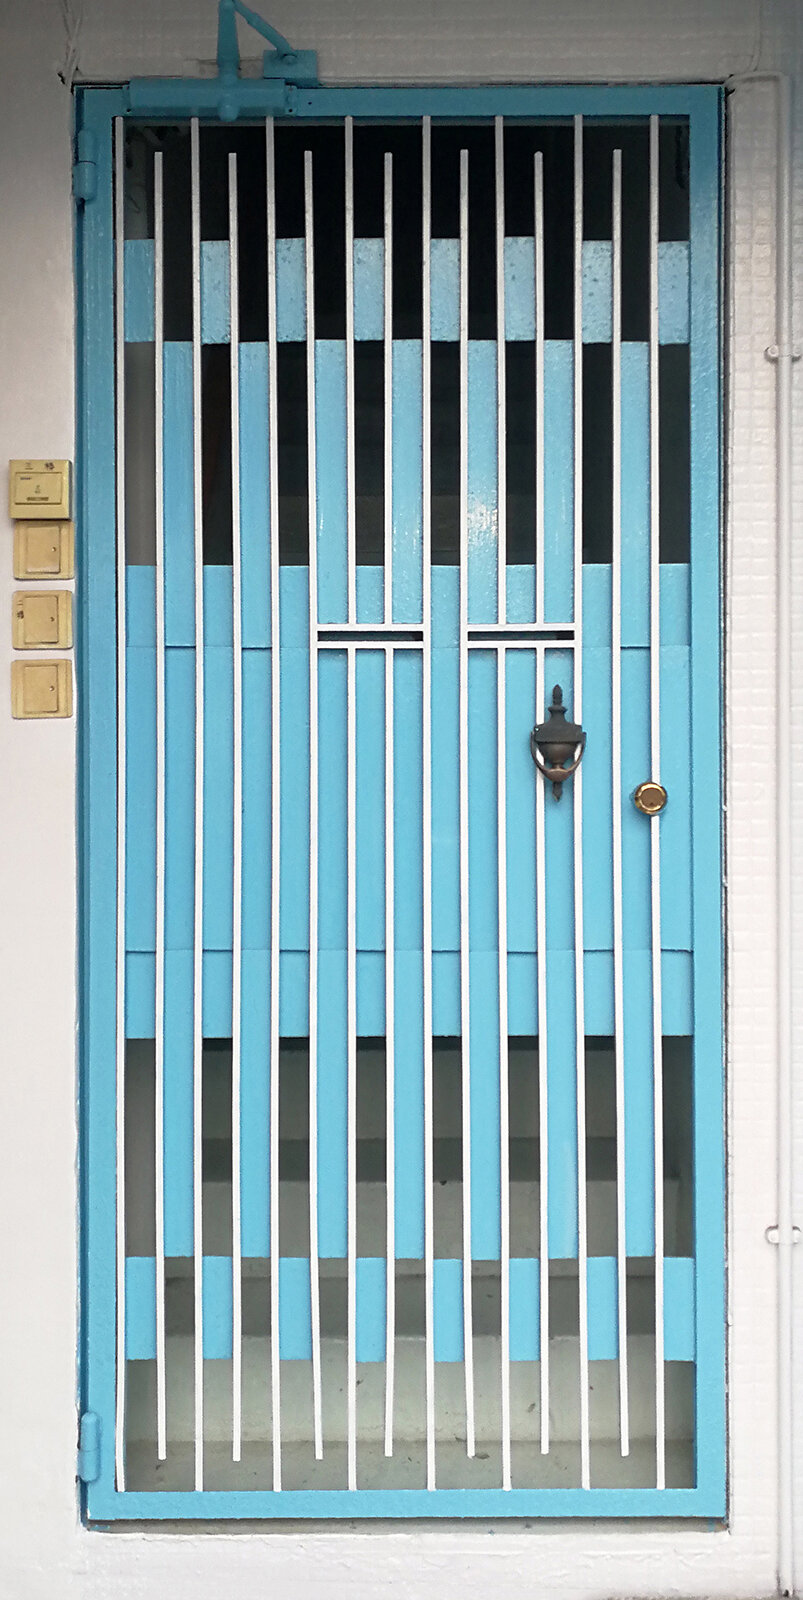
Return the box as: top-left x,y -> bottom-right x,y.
124,1434 -> 694,1495
126,1329 -> 693,1448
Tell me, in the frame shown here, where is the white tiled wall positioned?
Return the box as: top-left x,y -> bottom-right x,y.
0,1 -> 800,1595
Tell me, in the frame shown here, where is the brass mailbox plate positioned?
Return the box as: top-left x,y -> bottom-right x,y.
14,520 -> 74,580
12,590 -> 72,649
11,659 -> 73,719
9,459 -> 71,520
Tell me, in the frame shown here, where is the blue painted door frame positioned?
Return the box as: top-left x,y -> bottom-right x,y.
77,82 -> 724,1520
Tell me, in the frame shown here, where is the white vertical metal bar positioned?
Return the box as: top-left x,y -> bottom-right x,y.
190,116 -> 206,1495
573,114 -> 592,1489
421,115 -> 437,1490
113,115 -> 128,1494
497,645 -> 512,1489
266,117 -> 283,1493
345,116 -> 357,623
384,642 -> 396,1456
304,148 -> 324,1464
774,75 -> 796,1600
610,145 -> 630,1461
458,147 -> 476,1460
153,148 -> 168,1464
495,116 -> 507,623
648,113 -> 666,1491
534,143 -> 549,1454
229,151 -> 244,1464
534,152 -> 545,626
384,153 -> 394,627
382,150 -> 398,1452
346,644 -> 358,1490
382,149 -> 397,1455
534,645 -> 550,1454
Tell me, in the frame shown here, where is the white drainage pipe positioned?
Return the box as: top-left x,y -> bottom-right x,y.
726,67 -> 798,1598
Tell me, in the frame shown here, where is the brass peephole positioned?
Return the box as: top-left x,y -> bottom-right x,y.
633,780 -> 668,816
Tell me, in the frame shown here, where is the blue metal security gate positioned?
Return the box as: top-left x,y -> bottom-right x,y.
78,80 -> 724,1519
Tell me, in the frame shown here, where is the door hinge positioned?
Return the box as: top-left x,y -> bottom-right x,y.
77,1411 -> 101,1483
73,131 -> 97,204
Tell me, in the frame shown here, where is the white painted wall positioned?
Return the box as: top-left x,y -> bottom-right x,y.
0,1 -> 800,1595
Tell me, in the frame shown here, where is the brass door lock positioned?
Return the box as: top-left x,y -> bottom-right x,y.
633,780 -> 667,816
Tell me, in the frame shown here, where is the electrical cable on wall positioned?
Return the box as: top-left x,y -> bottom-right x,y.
58,0 -> 83,88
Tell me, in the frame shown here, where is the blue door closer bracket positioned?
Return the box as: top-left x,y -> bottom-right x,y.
127,1 -> 318,119
217,0 -> 318,115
